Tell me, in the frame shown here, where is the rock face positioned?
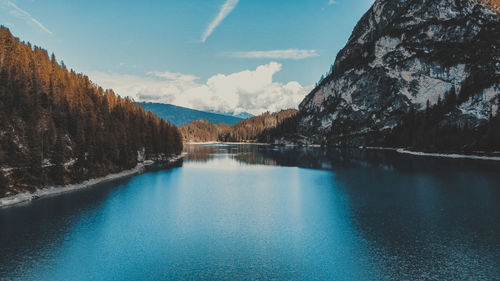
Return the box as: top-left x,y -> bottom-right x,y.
298,0 -> 499,147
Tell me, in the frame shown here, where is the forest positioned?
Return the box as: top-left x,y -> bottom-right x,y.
0,27 -> 183,197
385,87 -> 500,153
180,109 -> 298,143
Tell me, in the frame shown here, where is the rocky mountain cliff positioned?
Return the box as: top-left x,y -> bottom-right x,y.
296,0 -> 499,150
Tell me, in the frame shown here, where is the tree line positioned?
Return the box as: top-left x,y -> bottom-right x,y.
386,86 -> 500,153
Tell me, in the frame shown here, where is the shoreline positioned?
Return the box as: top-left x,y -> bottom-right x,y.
185,141 -> 271,146
0,155 -> 183,209
365,146 -> 500,161
187,142 -> 500,161
185,141 -> 322,147
186,142 -> 500,160
395,148 -> 500,161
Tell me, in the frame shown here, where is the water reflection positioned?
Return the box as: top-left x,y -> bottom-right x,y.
0,144 -> 499,280
184,144 -> 500,279
184,143 -> 500,174
0,177 -> 135,277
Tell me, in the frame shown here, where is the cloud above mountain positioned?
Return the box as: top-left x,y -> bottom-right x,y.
89,62 -> 311,115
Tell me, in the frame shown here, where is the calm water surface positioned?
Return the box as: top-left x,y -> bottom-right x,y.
1,144 -> 499,280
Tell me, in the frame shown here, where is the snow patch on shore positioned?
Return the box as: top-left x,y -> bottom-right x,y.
0,164 -> 145,208
396,149 -> 500,161
365,147 -> 500,161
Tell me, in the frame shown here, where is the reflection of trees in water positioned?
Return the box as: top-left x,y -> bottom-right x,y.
183,144 -> 219,162
232,146 -> 500,174
331,163 -> 500,280
232,146 -> 398,171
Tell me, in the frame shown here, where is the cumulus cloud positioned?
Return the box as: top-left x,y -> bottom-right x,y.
328,0 -> 337,4
229,49 -> 319,60
89,62 -> 311,115
201,0 -> 239,43
1,1 -> 53,34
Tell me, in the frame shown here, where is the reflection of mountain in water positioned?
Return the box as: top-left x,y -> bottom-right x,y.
226,145 -> 500,174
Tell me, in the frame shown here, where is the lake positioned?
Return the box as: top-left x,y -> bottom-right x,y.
1,144 -> 499,280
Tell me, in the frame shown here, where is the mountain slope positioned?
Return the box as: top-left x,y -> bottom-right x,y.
233,112 -> 255,119
0,27 -> 183,197
294,0 -> 499,151
139,102 -> 243,126
180,109 -> 298,142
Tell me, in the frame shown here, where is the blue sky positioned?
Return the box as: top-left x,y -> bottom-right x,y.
1,0 -> 374,114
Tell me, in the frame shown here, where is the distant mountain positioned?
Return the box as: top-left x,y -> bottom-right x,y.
138,103 -> 244,126
273,0 -> 500,152
205,110 -> 254,120
233,112 -> 255,119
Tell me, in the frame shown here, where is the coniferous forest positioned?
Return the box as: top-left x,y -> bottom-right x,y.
180,109 -> 298,143
0,27 -> 182,197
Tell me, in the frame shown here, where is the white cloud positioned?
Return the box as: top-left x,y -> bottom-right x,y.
328,0 -> 337,4
229,49 -> 319,60
89,62 -> 312,115
201,0 -> 239,43
147,71 -> 199,82
2,1 -> 53,35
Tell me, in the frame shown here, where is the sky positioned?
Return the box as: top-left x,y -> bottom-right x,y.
1,0 -> 374,115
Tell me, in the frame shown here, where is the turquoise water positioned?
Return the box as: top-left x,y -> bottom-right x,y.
1,144 -> 499,280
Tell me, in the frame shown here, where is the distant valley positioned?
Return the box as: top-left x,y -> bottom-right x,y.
138,102 -> 245,126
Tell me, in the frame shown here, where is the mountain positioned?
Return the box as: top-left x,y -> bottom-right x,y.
180,109 -> 298,142
284,0 -> 499,152
205,110 -> 255,119
0,27 -> 183,197
212,111 -> 255,119
139,102 -> 244,126
233,112 -> 255,119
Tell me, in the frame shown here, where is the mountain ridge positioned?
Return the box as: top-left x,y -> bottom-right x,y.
138,102 -> 244,126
